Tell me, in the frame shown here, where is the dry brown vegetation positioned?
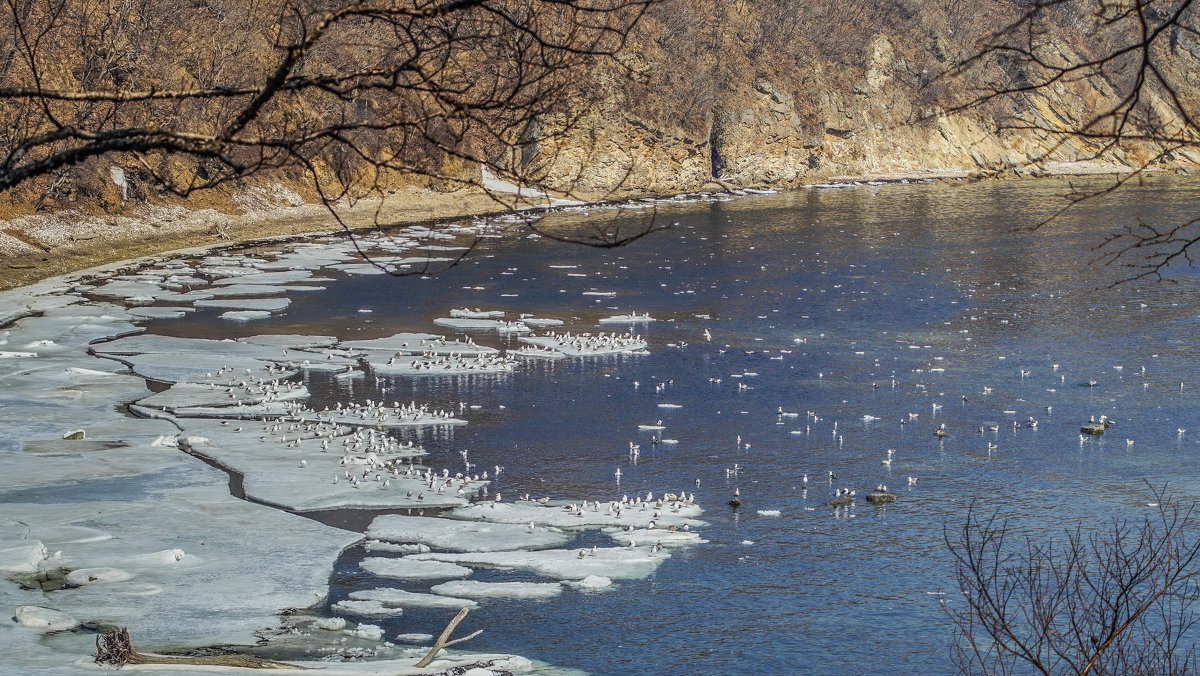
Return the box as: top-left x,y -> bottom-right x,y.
3,0 -> 1196,213
2,1 -> 1199,280
0,0 -> 651,218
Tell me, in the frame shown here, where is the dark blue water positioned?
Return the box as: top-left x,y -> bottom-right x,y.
152,176 -> 1200,673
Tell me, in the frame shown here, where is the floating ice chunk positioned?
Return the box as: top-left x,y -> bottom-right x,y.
519,318 -> 563,328
210,270 -> 321,286
236,334 -> 338,349
565,575 -> 613,590
126,306 -> 192,320
367,515 -> 569,552
328,263 -> 387,275
14,606 -> 77,632
657,403 -> 682,409
496,321 -> 532,334
395,632 -> 434,644
342,333 -> 496,356
363,541 -> 432,554
345,623 -> 385,640
360,557 -> 472,580
430,580 -> 563,600
194,297 -> 291,312
605,528 -> 705,547
364,353 -> 515,376
599,313 -> 656,324
313,616 -> 346,631
65,566 -> 135,585
389,256 -> 454,267
447,500 -> 705,531
411,546 -> 669,580
188,284 -> 319,298
756,510 -> 782,517
331,600 -> 393,617
449,308 -> 505,319
518,332 -> 647,357
509,346 -> 565,359
349,587 -> 476,609
89,280 -> 189,303
434,317 -> 503,330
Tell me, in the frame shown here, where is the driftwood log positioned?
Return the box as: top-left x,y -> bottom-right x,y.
414,607 -> 484,669
95,627 -> 303,669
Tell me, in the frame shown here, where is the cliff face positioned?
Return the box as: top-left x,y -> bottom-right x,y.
2,0 -> 1197,221
525,1 -> 1200,196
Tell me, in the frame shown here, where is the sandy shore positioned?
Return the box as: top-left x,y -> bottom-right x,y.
0,186 -> 567,293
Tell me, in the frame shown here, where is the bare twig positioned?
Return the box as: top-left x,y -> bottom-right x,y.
414,606 -> 483,669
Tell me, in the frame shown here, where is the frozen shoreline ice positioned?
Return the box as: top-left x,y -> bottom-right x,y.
0,234 -> 703,674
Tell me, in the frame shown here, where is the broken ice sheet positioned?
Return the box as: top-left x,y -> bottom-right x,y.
338,590 -> 472,614
366,515 -> 570,553
342,333 -> 497,356
194,297 -> 291,312
360,557 -> 472,580
173,422 -> 464,513
446,499 -> 706,531
410,546 -> 670,581
430,580 -> 563,600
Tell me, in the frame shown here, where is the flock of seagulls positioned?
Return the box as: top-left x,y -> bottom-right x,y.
381,351 -> 516,372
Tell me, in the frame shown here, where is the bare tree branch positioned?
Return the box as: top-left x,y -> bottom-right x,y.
940,0 -> 1200,283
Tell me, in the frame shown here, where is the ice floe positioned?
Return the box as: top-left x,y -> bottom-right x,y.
338,587 -> 477,615
360,557 -> 473,580
364,353 -> 516,376
194,297 -> 291,312
430,580 -> 563,600
450,308 -> 506,319
342,333 -> 497,356
598,312 -> 656,324
446,497 -> 705,531
410,545 -> 670,581
518,330 -> 646,357
126,306 -> 193,320
367,515 -> 569,552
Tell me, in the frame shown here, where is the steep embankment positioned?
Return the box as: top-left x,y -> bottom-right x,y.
529,1 -> 1200,194
2,0 -> 1198,288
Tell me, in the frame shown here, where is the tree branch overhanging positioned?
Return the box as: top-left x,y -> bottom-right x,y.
0,0 -> 659,259
941,0 -> 1200,283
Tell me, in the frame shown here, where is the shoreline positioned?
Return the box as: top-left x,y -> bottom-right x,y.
0,162 -> 1167,294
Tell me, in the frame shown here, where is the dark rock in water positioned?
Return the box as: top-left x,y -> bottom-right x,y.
1080,422 -> 1106,435
728,497 -> 742,508
826,496 -> 853,507
865,491 -> 896,504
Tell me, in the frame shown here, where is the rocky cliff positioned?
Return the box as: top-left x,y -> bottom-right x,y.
524,1 -> 1200,196
3,0 -> 1198,235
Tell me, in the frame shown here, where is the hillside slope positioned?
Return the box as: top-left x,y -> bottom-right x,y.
1,0 -> 1197,278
